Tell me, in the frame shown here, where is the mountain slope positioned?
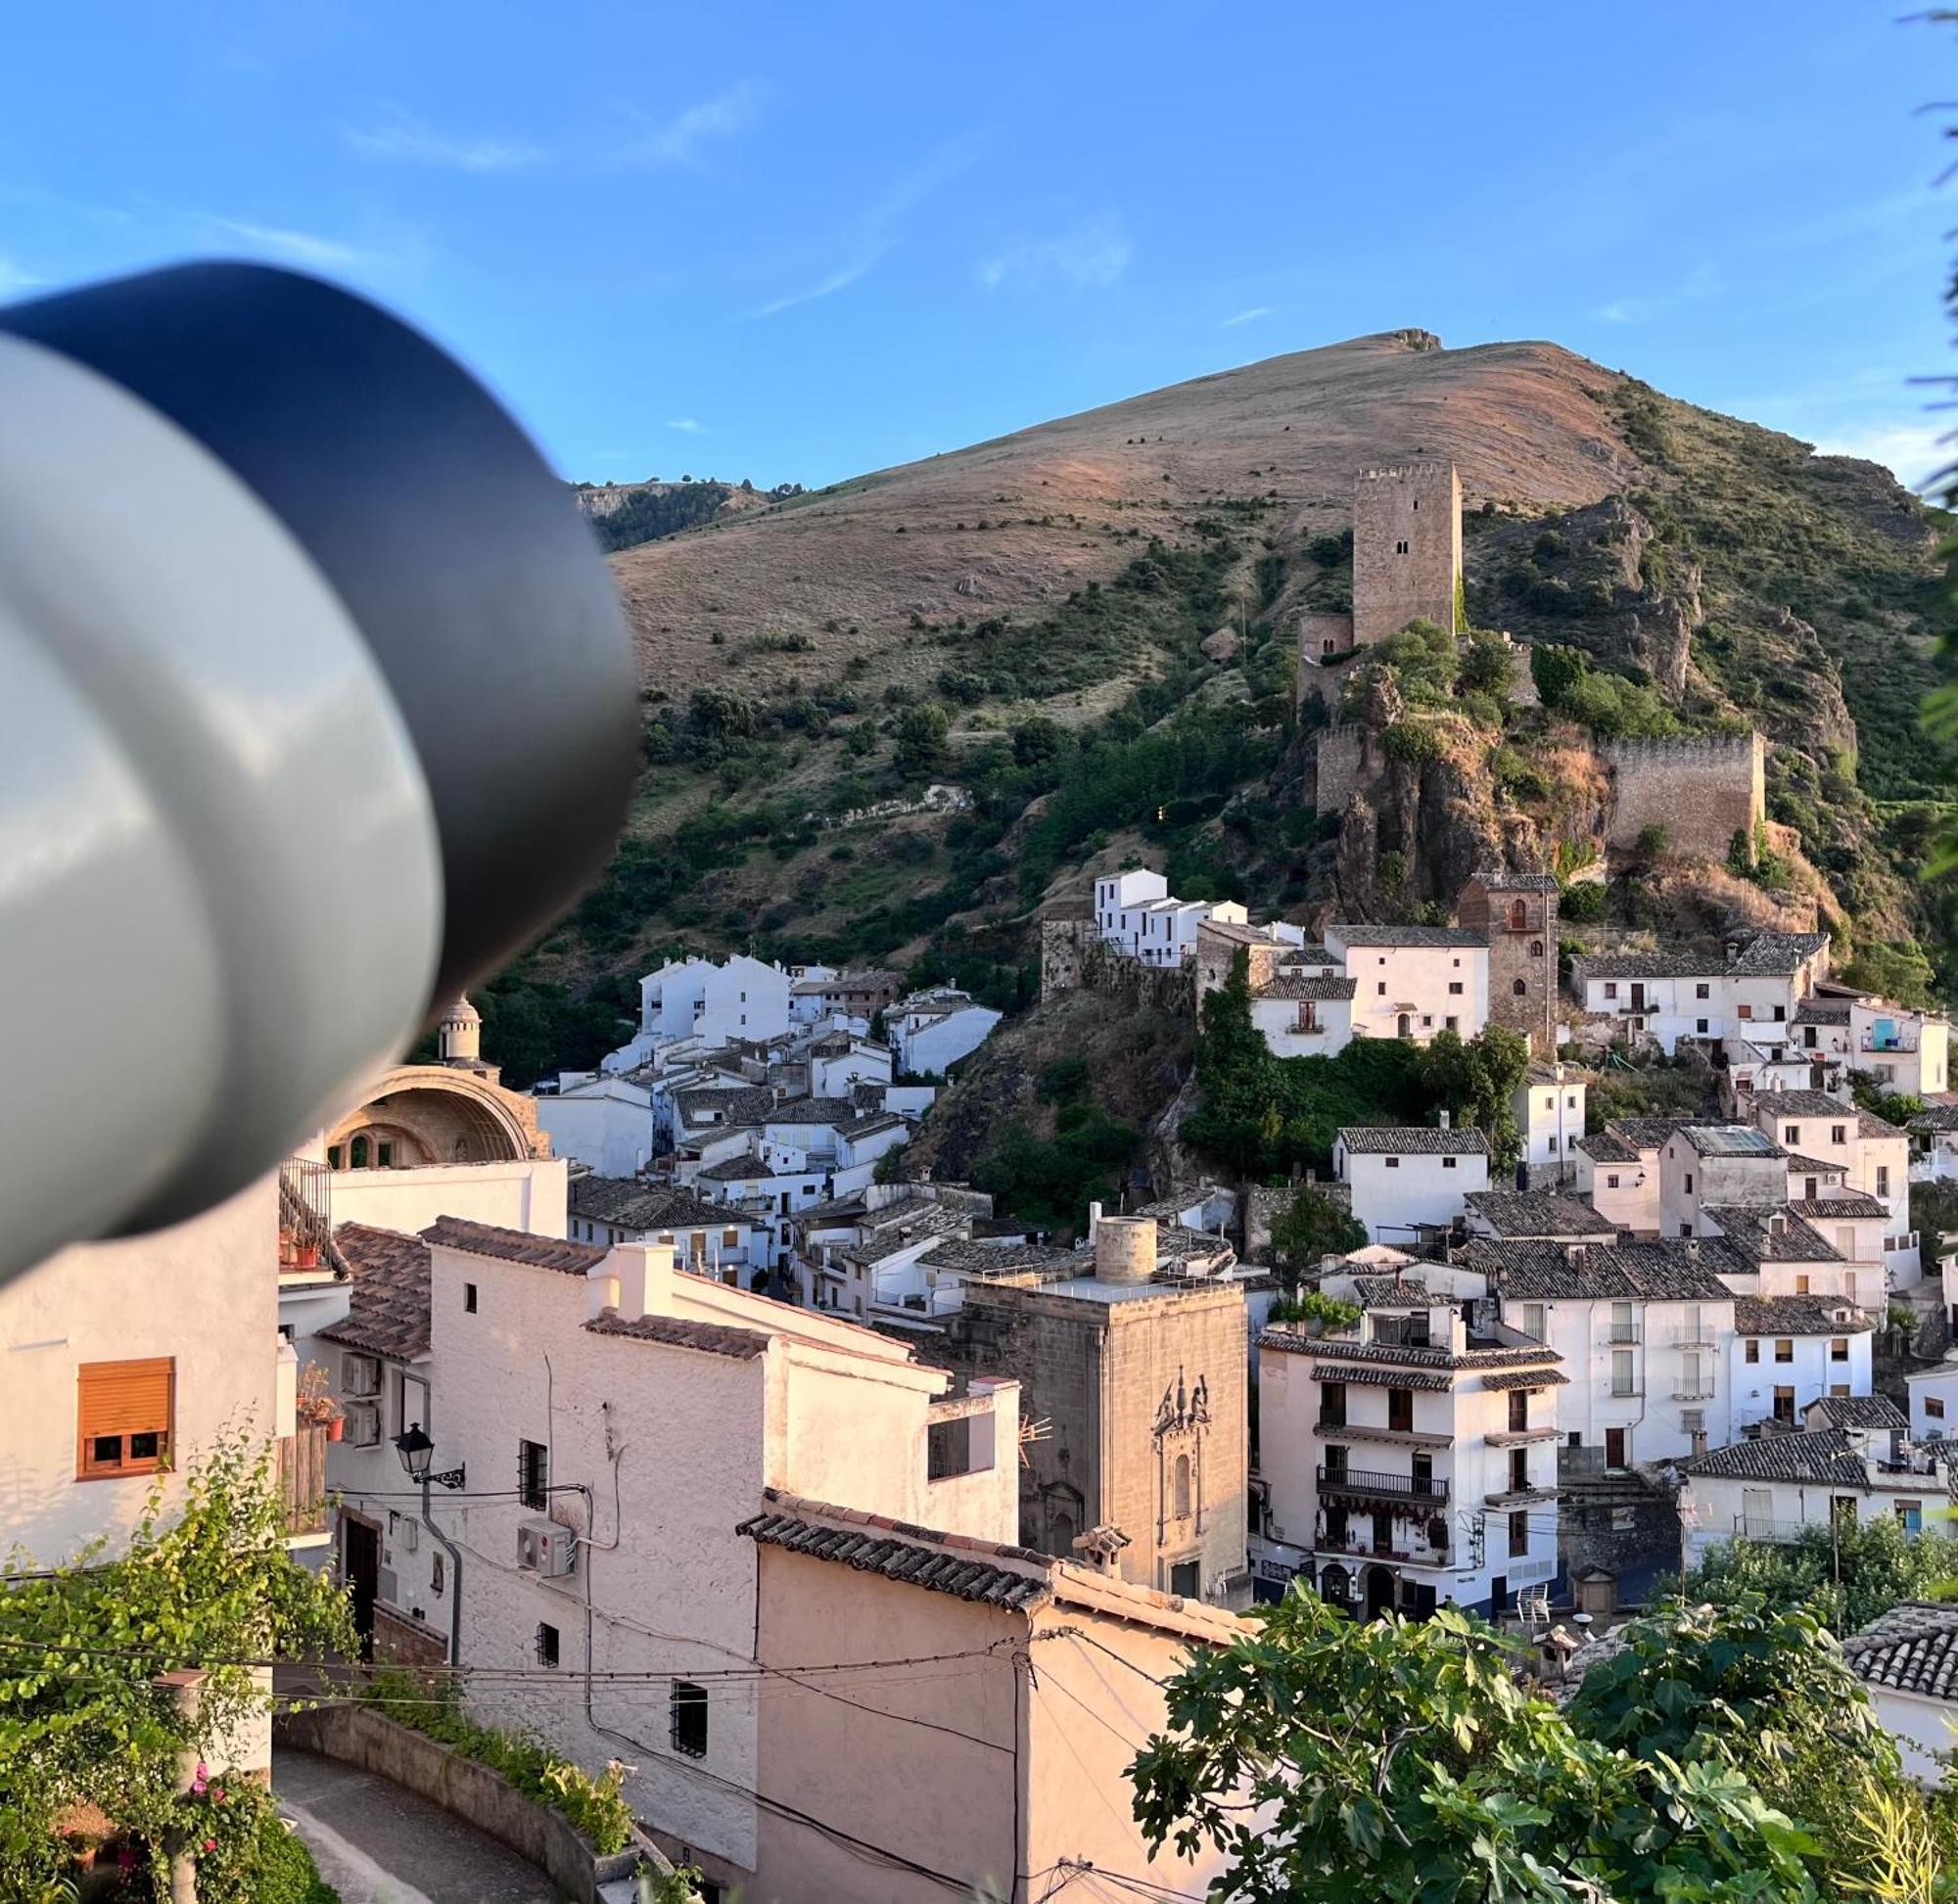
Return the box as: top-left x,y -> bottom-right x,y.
477,329 -> 1955,1085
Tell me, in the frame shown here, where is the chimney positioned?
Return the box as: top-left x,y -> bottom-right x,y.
1564,1242 -> 1587,1267
1087,1199 -> 1103,1244
586,1260 -> 621,1323
611,1242 -> 676,1323
1438,1109 -> 1452,1132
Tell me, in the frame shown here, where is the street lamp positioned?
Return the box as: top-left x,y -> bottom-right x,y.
391,1421 -> 465,1669
392,1421 -> 465,1491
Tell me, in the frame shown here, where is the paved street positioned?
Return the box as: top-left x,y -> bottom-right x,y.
274,1749 -> 561,1904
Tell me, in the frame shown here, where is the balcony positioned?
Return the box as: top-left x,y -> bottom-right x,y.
1862,1034 -> 1920,1054
1733,1516 -> 1814,1544
1484,1425 -> 1562,1447
1605,1324 -> 1642,1345
1314,1417 -> 1452,1449
1671,1324 -> 1720,1347
1317,1465 -> 1449,1507
277,1425 -> 329,1543
277,1157 -> 334,1277
1673,1377 -> 1718,1400
1312,1535 -> 1450,1569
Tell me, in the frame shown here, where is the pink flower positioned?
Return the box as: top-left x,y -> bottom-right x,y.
195,1762 -> 209,1779
212,1788 -> 225,1803
202,1838 -> 216,1853
192,1778 -> 208,1795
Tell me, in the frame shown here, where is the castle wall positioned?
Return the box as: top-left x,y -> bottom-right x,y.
1041,918 -> 1195,1014
1294,612 -> 1358,708
1312,725 -> 1376,813
1352,463 -> 1462,646
1601,733 -> 1764,861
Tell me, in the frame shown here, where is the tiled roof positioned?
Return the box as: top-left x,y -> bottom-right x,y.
1465,1236 -> 1738,1302
1684,1427 -> 1869,1486
318,1225 -> 432,1362
1572,951 -> 1723,980
1577,1131 -> 1640,1164
674,1086 -> 777,1127
1279,944 -> 1333,966
1464,1192 -> 1615,1239
570,1177 -> 743,1231
1734,1295 -> 1874,1335
1859,1109 -> 1908,1139
1786,1153 -> 1848,1177
1795,998 -> 1851,1025
1337,1126 -> 1489,1156
1328,924 -> 1487,948
1911,1105 -> 1958,1134
1468,870 -> 1561,893
1480,1368 -> 1572,1390
1788,1194 -> 1888,1220
1307,1363 -> 1453,1392
1806,1394 -> 1908,1431
422,1217 -> 606,1276
1257,974 -> 1359,1001
1702,1205 -> 1841,1264
1259,1333 -> 1561,1372
1675,1125 -> 1785,1158
585,1309 -> 772,1360
1608,1118 -> 1687,1150
839,1112 -> 906,1141
738,1509 -> 1050,1607
1843,1602 -> 1958,1702
764,1096 -> 861,1126
695,1153 -> 790,1183
1349,1276 -> 1442,1307
1752,1091 -> 1894,1133
1727,931 -> 1830,976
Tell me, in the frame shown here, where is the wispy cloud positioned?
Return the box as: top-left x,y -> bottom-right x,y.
343,80 -> 767,176
0,255 -> 44,296
748,135 -> 985,319
200,216 -> 374,271
978,222 -> 1130,293
1222,304 -> 1272,328
1595,261 -> 1719,326
345,108 -> 543,173
667,417 -> 703,435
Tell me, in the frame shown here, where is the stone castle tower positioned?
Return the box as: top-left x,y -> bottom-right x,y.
1456,871 -> 1558,1053
1351,461 -> 1463,645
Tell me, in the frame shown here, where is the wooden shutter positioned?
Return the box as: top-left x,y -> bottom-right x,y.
77,1357 -> 173,1475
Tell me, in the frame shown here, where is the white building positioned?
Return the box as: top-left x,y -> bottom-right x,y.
1512,1064 -> 1587,1189
413,1218 -> 1020,1895
1092,868 -> 1247,967
889,988 -> 1002,1078
1905,1353 -> 1958,1445
1333,1123 -> 1490,1245
1,1175 -> 312,1777
1908,1105 -> 1958,1186
1249,958 -> 1357,1059
1255,1266 -> 1563,1619
1572,1118 -> 1680,1237
1570,931 -> 1830,1063
1466,1235 -> 1738,1466
605,954 -> 794,1071
567,1177 -> 769,1280
1749,1091 -> 1916,1286
807,1031 -> 893,1099
1849,997 -> 1951,1101
1680,1406 -> 1944,1562
1844,1602 -> 1958,1783
1730,1294 -> 1875,1431
536,1071 -> 655,1180
1323,923 -> 1489,1045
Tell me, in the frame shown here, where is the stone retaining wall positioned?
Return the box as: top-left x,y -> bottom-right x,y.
275,1702 -> 653,1904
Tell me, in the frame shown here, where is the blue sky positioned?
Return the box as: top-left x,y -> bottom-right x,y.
2,3 -> 1950,491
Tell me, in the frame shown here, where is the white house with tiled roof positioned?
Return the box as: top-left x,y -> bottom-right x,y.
1250,960 -> 1358,1057
1680,1418 -> 1948,1564
1848,995 -> 1951,1101
1256,1263 -> 1563,1619
1748,1091 -> 1916,1286
1569,930 -> 1830,1063
1324,922 -> 1489,1045
419,1216 -> 1021,1897
1511,1063 -> 1587,1188
1333,1122 -> 1490,1244
1730,1294 -> 1875,1431
1844,1601 -> 1958,1782
888,987 -> 1002,1078
1573,1118 -> 1680,1237
1905,1352 -> 1958,1447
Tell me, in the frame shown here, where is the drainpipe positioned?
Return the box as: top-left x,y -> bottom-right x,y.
421,1473 -> 465,1669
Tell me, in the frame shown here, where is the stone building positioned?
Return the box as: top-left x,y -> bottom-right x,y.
1457,870 -> 1560,1053
1601,732 -> 1765,861
937,1216 -> 1250,1605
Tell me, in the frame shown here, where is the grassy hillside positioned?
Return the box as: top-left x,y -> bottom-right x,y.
475,333 -> 1956,1085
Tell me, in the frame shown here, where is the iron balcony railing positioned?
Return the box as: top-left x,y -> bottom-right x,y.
1317,1465 -> 1449,1506
1606,1324 -> 1642,1345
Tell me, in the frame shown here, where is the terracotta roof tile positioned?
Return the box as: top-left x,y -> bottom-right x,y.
584,1309 -> 771,1360
318,1224 -> 433,1362
422,1217 -> 606,1276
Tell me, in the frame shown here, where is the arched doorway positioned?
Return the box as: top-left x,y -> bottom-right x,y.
1396,1013 -> 1412,1040
1364,1564 -> 1396,1621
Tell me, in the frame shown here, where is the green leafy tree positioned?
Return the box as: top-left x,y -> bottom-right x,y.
1417,1024 -> 1530,1169
0,1437 -> 356,1896
1458,629 -> 1515,695
1530,642 -> 1589,709
1130,1592 -> 1829,1903
893,703 -> 950,778
1267,1187 -> 1365,1289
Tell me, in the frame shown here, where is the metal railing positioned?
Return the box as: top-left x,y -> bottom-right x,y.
1317,1465 -> 1448,1505
1606,1324 -> 1642,1345
1862,1034 -> 1920,1053
1312,1535 -> 1448,1566
1673,1377 -> 1718,1400
1671,1324 -> 1720,1346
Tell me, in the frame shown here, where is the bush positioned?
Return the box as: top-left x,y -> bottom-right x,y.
1381,720 -> 1444,766
256,1812 -> 341,1904
1559,879 -> 1606,923
1267,1290 -> 1363,1330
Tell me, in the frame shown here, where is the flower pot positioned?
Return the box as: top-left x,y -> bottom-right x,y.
295,1242 -> 320,1269
326,1417 -> 345,1442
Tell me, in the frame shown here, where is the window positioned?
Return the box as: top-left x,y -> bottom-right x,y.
518,1438 -> 549,1510
1773,1385 -> 1796,1423
1445,1015 -> 1458,1032
1385,1156 -> 1400,1170
1607,1173 -> 1620,1189
350,1134 -> 370,1168
1513,979 -> 1528,997
1830,1337 -> 1849,1363
1605,983 -> 1619,1000
1697,1019 -> 1709,1035
1795,1275 -> 1810,1295
1509,1510 -> 1529,1557
327,1144 -> 344,1170
1377,982 -> 1387,997
536,1622 -> 559,1668
1774,1339 -> 1794,1364
1510,1449 -> 1530,1492
1610,1350 -> 1636,1398
1829,1123 -> 1845,1144
1395,538 -> 1408,555
1442,1156 -> 1457,1170
463,1282 -> 478,1314
1320,1382 -> 1346,1427
1172,1453 -> 1191,1519
1521,1303 -> 1546,1342
1696,983 -> 1710,999
1877,1166 -> 1891,1198
723,1229 -> 742,1248
1509,1390 -> 1529,1431
1785,1125 -> 1800,1145
1738,1003 -> 1753,1021
1169,1559 -> 1201,1597
1448,981 -> 1464,996
1745,1339 -> 1760,1364
377,1140 -> 395,1167
1387,1389 -> 1414,1432
1930,1396 -> 1947,1421
671,1681 -> 709,1758
1531,941 -> 1546,958
77,1358 -> 173,1479
1899,1501 -> 1924,1533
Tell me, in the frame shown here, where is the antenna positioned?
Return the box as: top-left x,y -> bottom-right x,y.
1017,1416 -> 1054,1467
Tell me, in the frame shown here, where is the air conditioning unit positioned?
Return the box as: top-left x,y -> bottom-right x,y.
345,1401 -> 381,1448
517,1518 -> 577,1578
342,1353 -> 380,1397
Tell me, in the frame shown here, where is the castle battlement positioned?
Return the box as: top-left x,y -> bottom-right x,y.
1602,730 -> 1764,859
1600,731 -> 1761,766
1357,462 -> 1454,484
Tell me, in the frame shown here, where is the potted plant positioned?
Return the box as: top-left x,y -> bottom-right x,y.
296,1362 -> 345,1441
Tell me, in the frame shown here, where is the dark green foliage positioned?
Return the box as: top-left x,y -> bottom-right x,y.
583,481 -> 730,553
256,1813 -> 341,1903
1558,878 -> 1606,923
1530,641 -> 1676,737
1010,716 -> 1067,766
1529,643 -> 1588,707
1380,720 -> 1443,766
893,703 -> 950,778
1268,1188 -> 1366,1286
1416,1024 -> 1530,1169
971,1103 -> 1140,1230
1184,953 -> 1425,1177
479,968 -> 636,1088
1839,938 -> 1938,1009
1457,630 -> 1514,694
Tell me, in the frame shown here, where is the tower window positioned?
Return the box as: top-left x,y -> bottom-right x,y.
535,1622 -> 559,1668
672,1682 -> 709,1757
1395,539 -> 1409,555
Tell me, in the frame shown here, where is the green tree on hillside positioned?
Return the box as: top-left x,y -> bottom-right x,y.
1267,1187 -> 1366,1289
1417,1024 -> 1531,1170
